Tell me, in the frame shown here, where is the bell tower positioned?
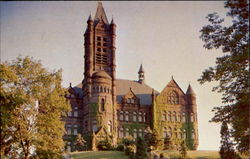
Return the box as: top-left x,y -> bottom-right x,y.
82,2 -> 117,149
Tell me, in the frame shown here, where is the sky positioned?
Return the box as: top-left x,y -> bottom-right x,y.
0,1 -> 231,150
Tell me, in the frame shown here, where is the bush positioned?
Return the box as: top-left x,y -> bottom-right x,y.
97,139 -> 112,150
116,144 -> 124,151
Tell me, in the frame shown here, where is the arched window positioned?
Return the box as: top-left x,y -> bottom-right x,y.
178,113 -> 182,122
143,113 -> 146,122
108,121 -> 112,132
125,128 -> 129,137
178,129 -> 182,139
101,98 -> 105,111
168,127 -> 172,137
190,113 -> 194,122
167,112 -> 171,121
183,129 -> 186,139
182,112 -> 186,122
133,129 -> 137,139
119,111 -> 124,121
119,127 -> 124,138
125,111 -> 129,121
138,112 -> 142,122
133,112 -> 137,122
167,91 -> 179,105
173,111 -> 177,122
104,87 -> 106,93
138,129 -> 142,137
162,111 -> 166,121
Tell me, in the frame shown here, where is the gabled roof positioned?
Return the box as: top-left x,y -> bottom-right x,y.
94,2 -> 109,25
160,77 -> 185,95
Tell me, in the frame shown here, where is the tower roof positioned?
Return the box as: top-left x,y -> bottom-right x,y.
138,64 -> 144,73
186,84 -> 196,95
94,2 -> 109,24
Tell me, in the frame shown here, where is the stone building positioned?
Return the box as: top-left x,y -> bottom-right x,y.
63,2 -> 199,152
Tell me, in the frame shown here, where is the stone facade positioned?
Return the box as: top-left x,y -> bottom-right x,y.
62,2 -> 199,152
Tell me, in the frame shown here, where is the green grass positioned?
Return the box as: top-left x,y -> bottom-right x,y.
157,150 -> 249,159
70,151 -> 129,159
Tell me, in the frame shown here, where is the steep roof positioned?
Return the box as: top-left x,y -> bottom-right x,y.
138,64 -> 144,73
186,84 -> 196,95
116,79 -> 158,106
160,77 -> 185,95
94,2 -> 109,25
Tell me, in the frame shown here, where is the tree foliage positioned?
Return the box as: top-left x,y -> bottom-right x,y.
0,56 -> 70,158
144,129 -> 162,150
135,136 -> 147,159
75,134 -> 86,151
219,121 -> 237,159
199,0 -> 249,153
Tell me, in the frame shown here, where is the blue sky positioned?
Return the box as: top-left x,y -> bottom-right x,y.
1,1 -> 231,150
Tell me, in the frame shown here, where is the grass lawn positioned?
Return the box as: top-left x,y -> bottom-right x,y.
70,151 -> 129,159
157,150 -> 249,159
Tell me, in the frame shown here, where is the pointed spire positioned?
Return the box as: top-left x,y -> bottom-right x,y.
138,64 -> 144,73
88,14 -> 92,21
186,84 -> 196,95
138,64 -> 145,84
111,17 -> 115,24
94,2 -> 109,24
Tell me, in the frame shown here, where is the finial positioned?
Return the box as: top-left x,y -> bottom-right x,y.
171,75 -> 174,80
70,82 -> 72,87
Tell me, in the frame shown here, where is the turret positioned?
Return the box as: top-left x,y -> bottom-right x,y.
138,64 -> 145,84
186,84 -> 196,111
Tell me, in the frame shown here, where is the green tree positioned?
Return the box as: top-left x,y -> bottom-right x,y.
75,134 -> 86,151
135,137 -> 147,159
179,141 -> 187,159
145,129 -> 162,150
199,0 -> 249,154
0,56 -> 70,158
219,121 -> 237,159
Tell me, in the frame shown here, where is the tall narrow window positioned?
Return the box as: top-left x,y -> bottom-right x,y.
119,127 -> 124,138
163,127 -> 168,138
138,112 -> 142,122
183,129 -> 186,139
162,111 -> 166,121
182,112 -> 186,122
133,112 -> 137,122
92,120 -> 97,132
108,121 -> 112,132
101,98 -> 105,111
133,129 -> 137,139
167,112 -> 171,121
119,111 -> 124,121
125,111 -> 129,121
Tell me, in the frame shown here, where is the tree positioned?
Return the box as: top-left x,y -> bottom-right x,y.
219,121 -> 237,159
163,134 -> 171,150
144,129 -> 162,150
0,56 -> 70,158
179,141 -> 187,159
135,136 -> 147,159
75,134 -> 86,151
199,0 -> 249,154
